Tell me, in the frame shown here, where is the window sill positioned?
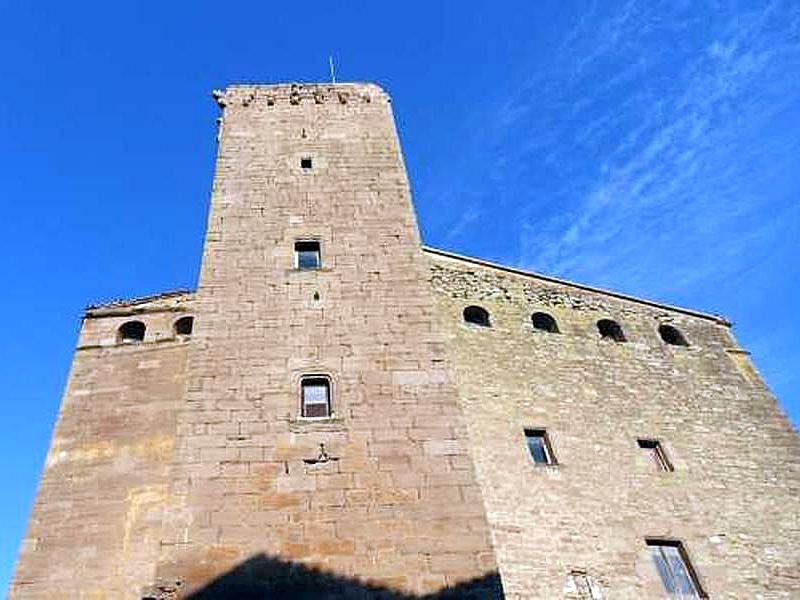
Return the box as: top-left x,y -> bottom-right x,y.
288,416 -> 346,433
287,268 -> 333,275
530,463 -> 562,477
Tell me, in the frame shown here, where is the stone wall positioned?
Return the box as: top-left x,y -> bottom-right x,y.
152,83 -> 500,597
11,293 -> 194,598
427,248 -> 800,599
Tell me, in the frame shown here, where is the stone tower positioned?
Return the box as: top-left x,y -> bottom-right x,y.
150,82 -> 501,595
12,82 -> 800,599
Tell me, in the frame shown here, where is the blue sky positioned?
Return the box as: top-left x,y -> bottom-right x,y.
1,0 -> 798,589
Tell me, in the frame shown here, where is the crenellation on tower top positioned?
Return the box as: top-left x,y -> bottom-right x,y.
213,82 -> 389,110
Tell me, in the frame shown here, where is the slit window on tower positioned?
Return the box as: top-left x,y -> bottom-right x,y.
463,305 -> 491,327
659,324 -> 688,346
301,376 -> 331,418
531,312 -> 559,333
300,157 -> 313,170
646,539 -> 706,598
597,318 -> 626,342
295,240 -> 321,270
118,320 -> 145,343
524,428 -> 556,465
638,439 -> 674,472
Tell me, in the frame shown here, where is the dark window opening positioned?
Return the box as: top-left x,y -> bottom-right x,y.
525,428 -> 556,465
463,305 -> 490,327
301,376 -> 331,418
118,321 -> 145,343
300,157 -> 313,170
646,539 -> 706,598
295,240 -> 321,270
531,312 -> 559,333
598,318 -> 626,342
659,324 -> 688,346
638,439 -> 674,472
174,316 -> 194,336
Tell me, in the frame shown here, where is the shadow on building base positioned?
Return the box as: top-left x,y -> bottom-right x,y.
144,553 -> 505,600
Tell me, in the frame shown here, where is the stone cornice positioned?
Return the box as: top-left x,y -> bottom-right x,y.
212,82 -> 389,109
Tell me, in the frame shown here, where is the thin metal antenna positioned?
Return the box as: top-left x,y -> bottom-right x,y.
329,55 -> 336,84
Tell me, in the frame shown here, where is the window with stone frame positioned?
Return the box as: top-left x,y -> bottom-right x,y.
301,376 -> 331,418
564,569 -> 604,599
646,539 -> 707,598
638,439 -> 674,472
525,428 -> 556,465
295,240 -> 321,270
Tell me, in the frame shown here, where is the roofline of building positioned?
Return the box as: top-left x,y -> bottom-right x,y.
224,81 -> 384,89
85,289 -> 194,317
422,246 -> 731,326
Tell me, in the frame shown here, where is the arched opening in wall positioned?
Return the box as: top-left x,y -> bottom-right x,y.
531,312 -> 559,333
463,305 -> 491,327
174,316 -> 194,336
597,319 -> 626,342
118,320 -> 145,343
659,324 -> 688,346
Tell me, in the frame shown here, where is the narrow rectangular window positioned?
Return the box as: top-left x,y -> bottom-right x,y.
295,240 -> 321,270
567,569 -> 603,599
638,439 -> 674,472
301,377 -> 330,418
646,540 -> 706,598
525,428 -> 556,465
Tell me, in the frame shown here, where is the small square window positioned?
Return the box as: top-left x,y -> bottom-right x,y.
301,377 -> 331,418
295,240 -> 321,270
646,539 -> 706,598
300,157 -> 313,169
638,439 -> 674,472
525,428 -> 556,465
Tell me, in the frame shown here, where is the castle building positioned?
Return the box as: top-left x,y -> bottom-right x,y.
11,83 -> 800,599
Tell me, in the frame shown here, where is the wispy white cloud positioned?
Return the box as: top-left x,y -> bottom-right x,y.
500,1 -> 800,296
443,203 -> 481,245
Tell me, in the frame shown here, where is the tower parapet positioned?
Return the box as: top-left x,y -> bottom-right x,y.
213,82 -> 389,109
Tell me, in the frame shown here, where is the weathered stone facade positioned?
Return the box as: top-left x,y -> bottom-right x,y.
12,292 -> 194,598
426,249 -> 800,598
11,82 -> 800,599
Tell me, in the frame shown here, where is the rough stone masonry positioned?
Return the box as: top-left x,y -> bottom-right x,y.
11,83 -> 800,599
